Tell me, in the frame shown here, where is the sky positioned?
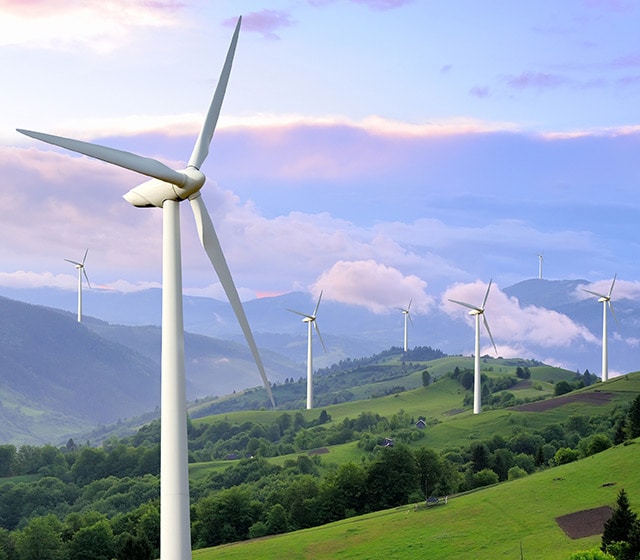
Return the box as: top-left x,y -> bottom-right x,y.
2,0 -> 640,370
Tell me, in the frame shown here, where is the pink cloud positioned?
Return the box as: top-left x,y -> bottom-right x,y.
311,259 -> 433,314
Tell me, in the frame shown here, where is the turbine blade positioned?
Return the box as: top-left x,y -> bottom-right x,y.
17,129 -> 187,186
408,313 -> 414,325
481,279 -> 493,309
608,300 -> 620,327
313,290 -> 323,318
83,268 -> 92,290
448,299 -> 480,312
65,259 -> 82,266
82,248 -> 88,265
407,299 -> 412,311
190,194 -> 276,408
314,321 -> 327,353
287,308 -> 312,319
483,314 -> 498,355
583,288 -> 607,299
609,273 -> 617,298
188,17 -> 241,169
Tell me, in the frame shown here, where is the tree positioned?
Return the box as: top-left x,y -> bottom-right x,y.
421,370 -> 431,387
554,380 -> 573,396
266,504 -> 289,534
67,520 -> 115,560
554,447 -> 580,465
365,445 -> 418,510
626,395 -> 640,439
14,515 -> 64,560
601,489 -> 639,555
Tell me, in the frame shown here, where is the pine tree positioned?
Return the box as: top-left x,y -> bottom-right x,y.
601,489 -> 638,552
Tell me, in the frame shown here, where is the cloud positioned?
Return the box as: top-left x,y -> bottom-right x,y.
574,278 -> 640,301
504,71 -> 571,90
229,9 -> 295,40
310,259 -> 434,314
470,86 -> 490,98
442,281 -> 598,350
0,0 -> 185,52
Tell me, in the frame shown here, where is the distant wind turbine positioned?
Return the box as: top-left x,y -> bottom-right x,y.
449,280 -> 498,414
395,300 -> 412,352
65,249 -> 90,322
288,291 -> 326,409
18,17 -> 275,560
584,274 -> 618,382
537,252 -> 544,280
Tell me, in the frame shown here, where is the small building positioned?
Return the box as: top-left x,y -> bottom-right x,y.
415,419 -> 427,429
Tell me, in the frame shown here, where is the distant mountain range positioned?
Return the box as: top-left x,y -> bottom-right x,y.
0,278 -> 638,445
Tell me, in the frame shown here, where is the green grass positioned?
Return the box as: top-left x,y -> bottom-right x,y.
193,440 -> 640,560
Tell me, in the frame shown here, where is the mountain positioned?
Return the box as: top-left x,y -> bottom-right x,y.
2,278 -> 639,375
0,297 -> 301,445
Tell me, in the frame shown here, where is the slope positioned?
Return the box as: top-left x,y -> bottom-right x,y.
193,439 -> 640,560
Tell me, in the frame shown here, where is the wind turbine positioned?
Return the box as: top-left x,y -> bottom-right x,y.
448,280 -> 498,414
287,291 -> 326,409
395,299 -> 412,352
18,17 -> 276,560
65,249 -> 90,322
584,274 -> 618,382
537,252 -> 544,280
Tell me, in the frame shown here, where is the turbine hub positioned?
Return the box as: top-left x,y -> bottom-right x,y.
123,167 -> 206,208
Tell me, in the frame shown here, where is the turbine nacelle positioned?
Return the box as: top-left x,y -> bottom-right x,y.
123,167 -> 206,208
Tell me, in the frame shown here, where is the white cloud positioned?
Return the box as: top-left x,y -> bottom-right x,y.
442,280 -> 598,349
575,278 -> 640,301
310,259 -> 434,314
0,1 -> 185,53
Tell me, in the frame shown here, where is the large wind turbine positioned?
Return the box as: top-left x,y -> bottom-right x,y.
65,249 -> 90,322
19,17 -> 275,560
395,299 -> 412,352
449,280 -> 498,414
287,291 -> 326,409
584,274 -> 618,382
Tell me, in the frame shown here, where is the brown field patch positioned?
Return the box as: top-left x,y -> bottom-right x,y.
308,447 -> 329,456
556,505 -> 613,539
511,380 -> 532,390
514,391 -> 613,412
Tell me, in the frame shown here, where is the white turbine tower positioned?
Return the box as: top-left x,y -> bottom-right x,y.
395,300 -> 412,352
19,17 -> 276,560
449,280 -> 498,414
65,249 -> 90,322
287,291 -> 326,410
537,252 -> 544,280
584,274 -> 618,382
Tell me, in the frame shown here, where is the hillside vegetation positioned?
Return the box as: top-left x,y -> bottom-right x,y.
194,439 -> 640,560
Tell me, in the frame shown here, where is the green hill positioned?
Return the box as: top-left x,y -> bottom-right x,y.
193,439 -> 640,560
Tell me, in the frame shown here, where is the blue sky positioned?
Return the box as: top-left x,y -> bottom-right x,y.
2,0 -> 640,368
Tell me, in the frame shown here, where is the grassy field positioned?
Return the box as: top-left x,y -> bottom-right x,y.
189,372 -> 640,476
193,440 -> 640,560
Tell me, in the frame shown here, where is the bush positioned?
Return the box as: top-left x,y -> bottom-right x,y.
507,466 -> 527,481
569,549 -> 615,559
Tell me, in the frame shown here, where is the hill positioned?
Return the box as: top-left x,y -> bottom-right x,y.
193,439 -> 640,560
0,297 -> 301,445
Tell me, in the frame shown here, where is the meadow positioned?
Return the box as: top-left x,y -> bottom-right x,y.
193,439 -> 640,560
